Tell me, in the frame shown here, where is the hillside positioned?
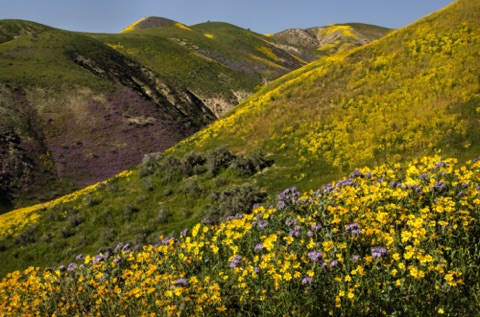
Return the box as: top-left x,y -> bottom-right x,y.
0,0 -> 477,279
120,16 -> 178,32
271,23 -> 392,61
2,155 -> 480,315
94,20 -> 307,116
0,19 -> 387,212
0,20 -> 216,212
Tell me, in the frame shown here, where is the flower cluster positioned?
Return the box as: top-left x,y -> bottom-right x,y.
1,156 -> 479,316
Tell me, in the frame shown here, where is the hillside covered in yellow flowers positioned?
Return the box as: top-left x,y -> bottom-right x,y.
1,0 -> 480,315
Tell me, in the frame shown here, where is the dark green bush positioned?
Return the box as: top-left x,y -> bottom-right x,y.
230,150 -> 273,177
206,146 -> 235,176
205,183 -> 267,223
182,178 -> 204,198
181,152 -> 207,176
159,156 -> 184,182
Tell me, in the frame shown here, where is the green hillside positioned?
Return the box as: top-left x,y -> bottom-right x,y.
0,20 -> 216,212
0,18 -> 386,212
93,20 -> 307,116
1,0 -> 478,283
2,155 -> 480,315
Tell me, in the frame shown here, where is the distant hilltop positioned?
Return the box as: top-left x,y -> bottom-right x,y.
121,17 -> 179,32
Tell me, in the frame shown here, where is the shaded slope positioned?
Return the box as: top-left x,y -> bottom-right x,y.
0,22 -> 215,210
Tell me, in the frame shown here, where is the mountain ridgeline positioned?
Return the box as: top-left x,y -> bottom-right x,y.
0,18 -> 389,212
0,0 -> 478,280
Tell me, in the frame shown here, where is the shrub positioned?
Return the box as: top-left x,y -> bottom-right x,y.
159,156 -> 184,182
181,152 -> 207,176
14,224 -> 38,246
206,183 -> 267,222
139,153 -> 162,177
123,204 -> 139,217
230,150 -> 274,177
182,178 -> 204,198
206,146 -> 236,176
156,207 -> 170,225
68,212 -> 85,227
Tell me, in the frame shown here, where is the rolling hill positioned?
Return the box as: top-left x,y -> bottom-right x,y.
0,18 -> 388,213
0,0 -> 478,281
271,22 -> 392,61
0,20 -> 216,212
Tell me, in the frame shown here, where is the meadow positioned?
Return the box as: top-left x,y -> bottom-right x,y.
1,155 -> 480,316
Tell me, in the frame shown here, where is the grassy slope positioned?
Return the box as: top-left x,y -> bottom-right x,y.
92,21 -> 306,109
1,0 -> 479,276
2,156 -> 480,316
0,17 -> 388,212
0,21 -> 215,210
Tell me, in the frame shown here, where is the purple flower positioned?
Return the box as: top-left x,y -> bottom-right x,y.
311,224 -> 322,232
419,173 -> 430,181
365,172 -> 372,179
114,243 -> 124,253
337,178 -> 355,187
67,263 -> 77,272
285,218 -> 297,227
254,243 -> 264,252
162,237 -> 177,245
457,191 -> 466,198
92,255 -> 103,264
353,255 -> 360,263
114,257 -> 123,265
102,251 -> 111,260
57,265 -> 66,272
256,213 -> 264,220
307,230 -> 314,237
277,187 -> 301,209
390,180 -> 402,188
76,254 -> 85,262
345,222 -> 361,235
180,228 -> 189,237
329,259 -> 339,268
321,183 -> 335,193
436,161 -> 446,168
430,181 -> 446,193
308,251 -> 323,262
173,278 -> 189,288
302,277 -> 313,285
350,170 -> 363,178
254,266 -> 261,274
371,247 -> 388,259
229,255 -> 243,268
256,220 -> 269,229
289,225 -> 301,237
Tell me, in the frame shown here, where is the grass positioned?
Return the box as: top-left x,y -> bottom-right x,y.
0,3 -> 478,313
2,155 -> 480,316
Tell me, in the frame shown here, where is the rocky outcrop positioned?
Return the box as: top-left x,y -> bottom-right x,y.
69,49 -> 216,128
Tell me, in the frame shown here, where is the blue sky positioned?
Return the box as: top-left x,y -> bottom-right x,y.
1,0 -> 456,34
